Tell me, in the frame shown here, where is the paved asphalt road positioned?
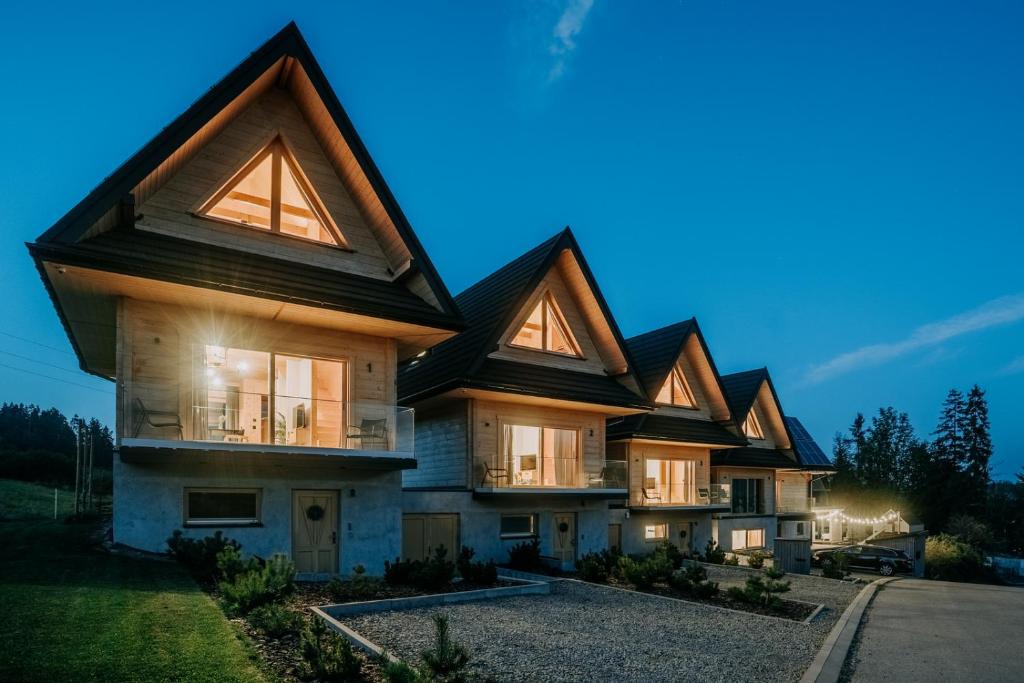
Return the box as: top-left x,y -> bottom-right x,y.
849,578 -> 1024,682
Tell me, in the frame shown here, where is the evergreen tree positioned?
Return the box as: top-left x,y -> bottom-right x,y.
830,432 -> 858,492
932,389 -> 967,467
963,385 -> 992,509
849,413 -> 868,484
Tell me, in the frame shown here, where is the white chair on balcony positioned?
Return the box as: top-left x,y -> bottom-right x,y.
132,398 -> 183,440
641,477 -> 663,505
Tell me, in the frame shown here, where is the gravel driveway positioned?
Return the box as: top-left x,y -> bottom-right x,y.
343,570 -> 862,682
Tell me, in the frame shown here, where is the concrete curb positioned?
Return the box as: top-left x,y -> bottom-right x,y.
312,606 -> 398,661
318,578 -> 550,617
799,576 -> 898,683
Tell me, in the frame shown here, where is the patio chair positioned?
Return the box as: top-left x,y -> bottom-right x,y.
481,464 -> 510,487
132,398 -> 183,439
641,477 -> 663,505
346,418 -> 388,450
697,487 -> 710,502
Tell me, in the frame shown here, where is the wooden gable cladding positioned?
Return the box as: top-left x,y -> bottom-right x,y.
746,381 -> 791,450
136,87 -> 393,279
490,249 -> 624,376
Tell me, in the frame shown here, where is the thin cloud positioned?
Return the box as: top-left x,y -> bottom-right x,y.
998,355 -> 1024,376
546,0 -> 595,83
805,293 -> 1024,384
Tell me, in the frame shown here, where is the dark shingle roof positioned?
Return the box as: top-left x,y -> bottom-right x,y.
607,413 -> 748,447
719,368 -> 767,421
29,229 -> 460,331
711,446 -> 799,469
785,416 -> 835,470
624,320 -> 696,399
398,229 -> 648,410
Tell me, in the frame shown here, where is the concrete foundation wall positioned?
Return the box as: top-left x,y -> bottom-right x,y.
609,508 -> 712,557
402,490 -> 610,566
779,519 -> 812,540
113,458 -> 403,575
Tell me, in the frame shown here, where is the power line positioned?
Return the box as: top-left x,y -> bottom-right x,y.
0,330 -> 75,356
0,361 -> 114,395
0,349 -> 87,377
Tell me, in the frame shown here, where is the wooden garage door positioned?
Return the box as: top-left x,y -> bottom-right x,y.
402,514 -> 459,562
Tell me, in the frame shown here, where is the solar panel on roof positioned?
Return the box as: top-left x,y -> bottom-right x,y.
785,416 -> 833,467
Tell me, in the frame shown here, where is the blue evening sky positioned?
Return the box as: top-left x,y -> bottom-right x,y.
2,2 -> 1022,478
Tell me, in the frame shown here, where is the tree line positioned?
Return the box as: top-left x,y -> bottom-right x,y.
829,385 -> 1024,556
0,402 -> 114,490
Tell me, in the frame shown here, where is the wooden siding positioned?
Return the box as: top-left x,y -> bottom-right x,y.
470,398 -> 605,486
651,349 -> 714,421
490,264 -> 609,376
405,400 -> 470,488
682,335 -> 729,420
118,298 -> 396,441
554,251 -> 627,374
746,385 -> 790,449
777,472 -> 811,512
626,442 -> 711,507
136,88 -> 394,280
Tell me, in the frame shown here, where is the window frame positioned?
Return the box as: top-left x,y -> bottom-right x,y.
743,409 -> 766,440
183,487 -> 262,526
498,419 -> 583,488
195,136 -> 349,250
508,291 -> 584,358
731,527 -> 765,550
730,477 -> 765,515
499,513 -> 538,539
644,523 -> 669,542
643,456 -> 697,504
656,366 -> 698,409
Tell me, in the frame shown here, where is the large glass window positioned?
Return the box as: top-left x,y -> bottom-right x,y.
200,137 -> 344,246
644,523 -> 668,541
731,528 -> 765,550
510,293 -> 581,357
502,423 -> 579,487
644,458 -> 697,504
500,514 -> 537,538
184,488 -> 260,525
655,367 -> 697,408
195,345 -> 346,448
731,478 -> 764,514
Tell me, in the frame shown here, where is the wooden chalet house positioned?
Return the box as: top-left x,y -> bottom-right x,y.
397,229 -> 651,569
27,24 -> 463,576
605,320 -> 748,556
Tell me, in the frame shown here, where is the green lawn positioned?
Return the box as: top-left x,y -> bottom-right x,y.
0,478 -> 76,520
0,479 -> 268,682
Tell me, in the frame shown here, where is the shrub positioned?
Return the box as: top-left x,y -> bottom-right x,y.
728,567 -> 790,610
691,578 -> 720,599
384,547 -> 456,592
821,552 -> 850,580
668,562 -> 718,598
456,546 -> 498,586
577,552 -> 610,583
219,553 -> 296,614
723,555 -> 740,566
652,541 -> 684,570
329,565 -> 383,602
420,614 -> 471,682
167,530 -> 241,582
379,658 -> 428,683
248,603 -> 302,638
702,539 -> 726,564
216,545 -> 261,583
746,550 -> 768,569
507,539 -> 542,571
617,555 -> 666,590
926,533 -> 985,582
300,617 -> 365,682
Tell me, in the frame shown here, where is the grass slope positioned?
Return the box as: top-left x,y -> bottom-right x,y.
0,480 -> 267,682
0,479 -> 75,520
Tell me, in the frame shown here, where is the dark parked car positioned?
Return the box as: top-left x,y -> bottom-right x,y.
811,544 -> 913,576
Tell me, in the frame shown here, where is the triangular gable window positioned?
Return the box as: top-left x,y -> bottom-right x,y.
655,367 -> 697,407
744,409 -> 765,440
510,293 -> 582,357
199,137 -> 345,246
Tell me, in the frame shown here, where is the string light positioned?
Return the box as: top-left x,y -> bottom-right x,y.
814,509 -> 900,526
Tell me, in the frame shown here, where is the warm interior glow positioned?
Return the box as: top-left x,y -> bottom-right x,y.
510,293 -> 581,356
644,457 -> 697,504
744,409 -> 765,439
731,528 -> 765,550
644,523 -> 668,541
655,366 -> 697,407
502,423 -> 579,486
201,138 -> 343,246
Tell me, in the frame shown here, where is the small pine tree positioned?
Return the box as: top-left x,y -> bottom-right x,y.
420,614 -> 470,682
964,385 -> 992,511
933,389 -> 967,468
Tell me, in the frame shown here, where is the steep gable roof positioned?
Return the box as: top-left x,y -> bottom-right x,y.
625,319 -> 731,419
720,367 -> 794,450
30,22 -> 459,323
398,228 -> 648,410
607,413 -> 748,447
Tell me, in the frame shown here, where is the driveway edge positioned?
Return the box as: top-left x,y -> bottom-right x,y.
799,576 -> 898,683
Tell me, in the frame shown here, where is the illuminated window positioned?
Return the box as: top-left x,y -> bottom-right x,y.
501,423 -> 579,487
510,293 -> 581,356
500,514 -> 537,538
730,528 -> 764,550
644,523 -> 668,541
644,458 -> 697,504
744,409 -> 765,439
655,367 -> 697,407
200,137 -> 344,246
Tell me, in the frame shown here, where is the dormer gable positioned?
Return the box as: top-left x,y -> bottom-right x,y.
508,291 -> 582,357
625,319 -> 732,422
720,368 -> 793,450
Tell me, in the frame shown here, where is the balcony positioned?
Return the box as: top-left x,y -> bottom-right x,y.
121,391 -> 415,468
776,497 -> 816,515
632,483 -> 731,510
474,457 -> 628,497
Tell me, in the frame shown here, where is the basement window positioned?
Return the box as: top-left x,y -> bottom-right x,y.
644,523 -> 668,542
500,514 -> 538,539
184,488 -> 261,526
